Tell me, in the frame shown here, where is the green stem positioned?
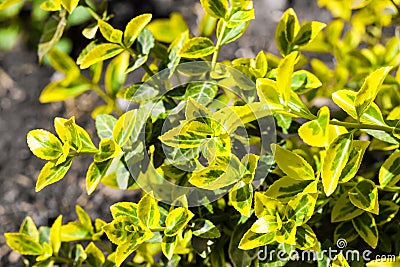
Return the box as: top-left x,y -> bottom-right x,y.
69,150 -> 98,157
211,20 -> 227,69
378,185 -> 400,192
289,109 -> 317,121
289,107 -> 395,134
125,47 -> 155,77
142,63 -> 155,76
150,227 -> 166,232
329,120 -> 394,132
92,84 -> 123,115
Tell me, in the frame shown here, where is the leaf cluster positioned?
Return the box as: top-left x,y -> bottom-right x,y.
3,0 -> 400,266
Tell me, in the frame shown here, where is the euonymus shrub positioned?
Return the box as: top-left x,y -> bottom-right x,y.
3,0 -> 400,266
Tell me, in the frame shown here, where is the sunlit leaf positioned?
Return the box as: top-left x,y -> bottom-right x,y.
164,207 -> 194,236
322,132 -> 353,196
79,43 -> 124,69
180,37 -> 216,58
36,157 -> 73,192
271,144 -> 315,180
355,67 -> 392,119
27,129 -> 63,161
124,14 -> 152,47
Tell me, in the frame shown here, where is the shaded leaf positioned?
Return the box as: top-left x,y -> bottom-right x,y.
105,51 -> 129,96
229,181 -> 253,217
162,235 -> 178,260
293,21 -> 326,46
85,242 -> 105,267
348,180 -> 379,214
38,10 -> 67,61
200,0 -> 228,19
379,150 -> 400,187
286,193 -> 316,226
94,138 -> 122,162
352,212 -> 378,249
295,224 -> 318,250
332,193 -> 364,223
138,28 -> 155,55
191,219 -> 221,239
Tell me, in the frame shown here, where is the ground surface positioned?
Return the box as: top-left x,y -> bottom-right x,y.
0,0 -> 328,265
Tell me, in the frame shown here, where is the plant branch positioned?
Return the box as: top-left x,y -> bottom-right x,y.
378,185 -> 400,192
125,47 -> 155,77
329,120 -> 395,132
290,108 -> 395,133
91,83 -> 123,115
211,20 -> 227,69
141,62 -> 155,76
69,151 -> 98,157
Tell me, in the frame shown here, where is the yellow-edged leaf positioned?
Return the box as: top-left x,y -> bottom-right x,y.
322,132 -> 353,196
355,67 -> 392,118
180,37 -> 216,58
276,52 -> 298,105
271,144 -> 315,180
27,129 -> 63,161
298,106 -> 330,147
79,43 -> 124,69
124,14 -> 152,47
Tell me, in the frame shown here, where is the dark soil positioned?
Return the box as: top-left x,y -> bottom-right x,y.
0,0 -> 329,265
